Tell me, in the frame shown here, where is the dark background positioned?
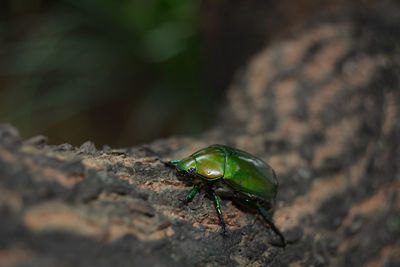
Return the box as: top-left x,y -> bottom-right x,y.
0,0 -> 395,147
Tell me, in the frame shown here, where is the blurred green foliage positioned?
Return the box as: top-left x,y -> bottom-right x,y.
0,0 -> 214,146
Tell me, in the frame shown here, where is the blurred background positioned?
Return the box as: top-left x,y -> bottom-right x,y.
0,0 -> 209,147
0,0 -> 391,147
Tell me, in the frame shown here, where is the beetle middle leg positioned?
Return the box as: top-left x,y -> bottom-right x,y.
211,191 -> 228,235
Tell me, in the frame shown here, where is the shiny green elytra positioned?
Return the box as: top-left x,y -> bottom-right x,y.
159,144 -> 286,247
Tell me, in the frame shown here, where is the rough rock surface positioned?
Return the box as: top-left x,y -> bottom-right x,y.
1,11 -> 400,267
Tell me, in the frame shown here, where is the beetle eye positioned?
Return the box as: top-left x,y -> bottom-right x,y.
187,168 -> 196,176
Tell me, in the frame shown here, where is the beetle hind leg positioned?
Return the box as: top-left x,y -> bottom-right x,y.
256,202 -> 286,247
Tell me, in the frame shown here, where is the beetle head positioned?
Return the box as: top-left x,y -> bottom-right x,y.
176,156 -> 197,178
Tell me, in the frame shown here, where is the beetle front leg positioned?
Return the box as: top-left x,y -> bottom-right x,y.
157,157 -> 180,167
256,202 -> 286,247
212,191 -> 228,235
180,184 -> 199,206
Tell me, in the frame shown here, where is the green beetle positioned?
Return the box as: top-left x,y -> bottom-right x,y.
159,144 -> 286,247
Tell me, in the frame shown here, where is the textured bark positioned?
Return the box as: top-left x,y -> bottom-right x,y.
1,10 -> 400,267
